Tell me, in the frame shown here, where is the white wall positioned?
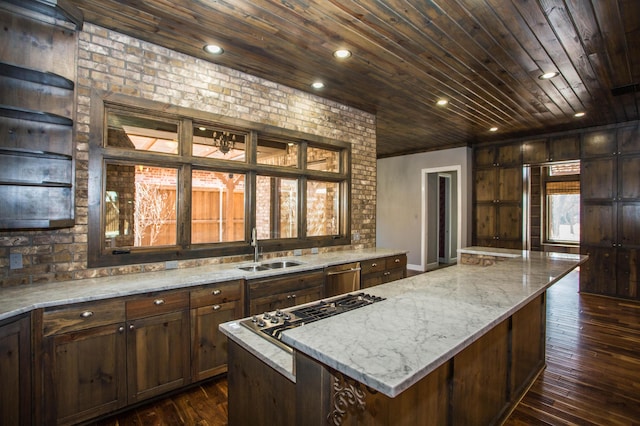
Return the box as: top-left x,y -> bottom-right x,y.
376,147 -> 473,270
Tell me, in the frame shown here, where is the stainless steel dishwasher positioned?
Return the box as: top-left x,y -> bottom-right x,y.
325,262 -> 361,297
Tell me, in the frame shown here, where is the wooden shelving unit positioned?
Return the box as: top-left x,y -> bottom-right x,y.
0,2 -> 80,229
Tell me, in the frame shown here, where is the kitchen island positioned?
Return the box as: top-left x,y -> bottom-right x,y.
220,248 -> 586,425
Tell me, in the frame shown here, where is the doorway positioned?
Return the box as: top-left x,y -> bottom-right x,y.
421,166 -> 461,271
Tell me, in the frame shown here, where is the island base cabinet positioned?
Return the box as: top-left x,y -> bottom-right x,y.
0,314 -> 31,426
227,340 -> 295,426
228,293 -> 547,426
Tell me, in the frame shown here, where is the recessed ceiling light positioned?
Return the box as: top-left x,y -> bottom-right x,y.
203,44 -> 224,55
539,71 -> 559,80
574,112 -> 586,117
489,127 -> 498,132
436,99 -> 449,106
311,81 -> 325,89
333,49 -> 352,59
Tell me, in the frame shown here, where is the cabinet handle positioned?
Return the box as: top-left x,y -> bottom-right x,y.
212,289 -> 222,295
213,304 -> 221,310
394,258 -> 400,263
129,324 -> 135,331
371,262 -> 377,267
118,326 -> 125,333
80,310 -> 94,318
384,272 -> 391,276
153,299 -> 165,306
287,294 -> 297,299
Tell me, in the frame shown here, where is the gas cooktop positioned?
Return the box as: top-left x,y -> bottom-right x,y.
240,292 -> 385,352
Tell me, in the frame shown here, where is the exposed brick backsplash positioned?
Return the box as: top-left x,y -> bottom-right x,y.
0,23 -> 377,287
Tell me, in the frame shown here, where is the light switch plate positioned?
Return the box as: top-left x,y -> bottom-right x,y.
294,249 -> 302,256
9,253 -> 23,270
165,260 -> 179,269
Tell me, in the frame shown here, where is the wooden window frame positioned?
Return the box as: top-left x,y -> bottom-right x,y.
541,163 -> 580,246
88,92 -> 351,267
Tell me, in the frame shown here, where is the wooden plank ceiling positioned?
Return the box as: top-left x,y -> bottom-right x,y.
64,0 -> 640,158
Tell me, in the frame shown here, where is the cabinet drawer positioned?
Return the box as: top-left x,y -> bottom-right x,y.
190,279 -> 243,309
247,271 -> 324,300
361,258 -> 386,275
126,291 -> 189,319
386,255 -> 407,270
43,299 -> 125,337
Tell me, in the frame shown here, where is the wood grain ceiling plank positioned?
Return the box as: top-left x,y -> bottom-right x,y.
325,0 -> 524,135
458,0 -> 574,120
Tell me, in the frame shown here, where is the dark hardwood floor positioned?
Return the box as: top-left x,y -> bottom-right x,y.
94,269 -> 640,425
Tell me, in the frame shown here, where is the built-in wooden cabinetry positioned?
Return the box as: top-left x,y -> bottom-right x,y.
125,291 -> 191,404
474,121 -> 640,299
0,314 -> 31,425
360,254 -> 407,289
40,290 -> 191,425
0,1 -> 80,229
191,279 -> 244,381
580,124 -> 640,299
40,298 -> 127,425
474,144 -> 523,249
247,270 -> 325,315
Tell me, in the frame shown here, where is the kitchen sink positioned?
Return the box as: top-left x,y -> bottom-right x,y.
237,265 -> 270,272
262,260 -> 302,269
237,260 -> 303,272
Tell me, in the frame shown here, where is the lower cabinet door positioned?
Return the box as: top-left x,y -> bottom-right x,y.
126,310 -> 190,404
191,300 -> 242,381
0,315 -> 31,426
43,323 -> 127,425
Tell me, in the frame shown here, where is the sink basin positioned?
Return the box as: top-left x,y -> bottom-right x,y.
237,260 -> 303,272
237,265 -> 270,272
262,260 -> 302,269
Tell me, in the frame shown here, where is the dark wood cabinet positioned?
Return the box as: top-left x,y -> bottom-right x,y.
549,135 -> 580,161
247,271 -> 325,316
360,254 -> 407,289
0,5 -> 78,229
522,138 -> 548,164
0,314 -> 31,426
190,279 -> 244,381
580,125 -> 640,299
474,145 -> 523,248
41,299 -> 127,425
125,291 -> 190,404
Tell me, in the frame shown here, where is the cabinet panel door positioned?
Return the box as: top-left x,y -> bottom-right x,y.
618,124 -> 640,154
581,203 -> 616,246
617,249 -> 639,299
549,135 -> 580,161
249,293 -> 290,316
497,204 -> 522,241
475,146 -> 496,167
475,169 -> 496,202
522,139 -> 547,164
619,203 -> 640,248
191,300 -> 242,381
45,323 -> 126,425
475,204 -> 496,240
580,247 -> 616,295
581,158 -> 615,200
497,144 -> 521,166
127,310 -> 190,404
0,315 -> 30,426
619,155 -> 640,199
582,130 -> 617,157
498,167 -> 522,202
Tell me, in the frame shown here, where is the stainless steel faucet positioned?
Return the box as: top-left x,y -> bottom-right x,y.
251,227 -> 259,263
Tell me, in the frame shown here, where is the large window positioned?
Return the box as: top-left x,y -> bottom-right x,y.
89,99 -> 351,266
544,162 -> 580,244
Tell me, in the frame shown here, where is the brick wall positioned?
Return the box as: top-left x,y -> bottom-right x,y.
0,23 -> 377,287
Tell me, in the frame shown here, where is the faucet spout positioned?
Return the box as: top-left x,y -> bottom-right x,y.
251,227 -> 259,263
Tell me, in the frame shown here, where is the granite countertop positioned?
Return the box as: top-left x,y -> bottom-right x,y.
220,249 -> 586,396
0,248 -> 406,322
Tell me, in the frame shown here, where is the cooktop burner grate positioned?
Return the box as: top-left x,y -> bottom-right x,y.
240,292 -> 385,352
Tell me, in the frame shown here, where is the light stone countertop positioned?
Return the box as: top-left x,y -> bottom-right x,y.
220,249 -> 586,396
0,248 -> 405,323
